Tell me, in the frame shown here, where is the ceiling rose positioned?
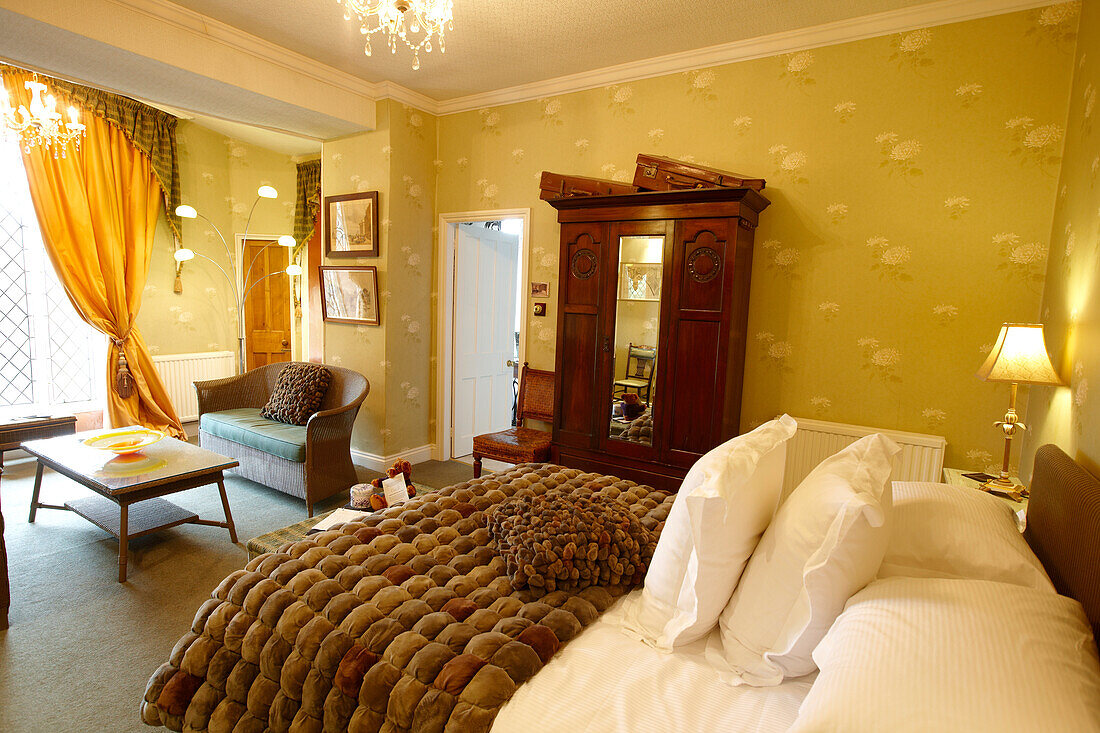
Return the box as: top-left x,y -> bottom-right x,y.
337,0 -> 454,70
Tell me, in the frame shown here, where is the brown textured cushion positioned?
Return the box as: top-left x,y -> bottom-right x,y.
260,364 -> 332,426
487,490 -> 656,593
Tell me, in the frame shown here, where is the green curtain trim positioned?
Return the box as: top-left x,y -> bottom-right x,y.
0,65 -> 183,242
293,158 -> 322,260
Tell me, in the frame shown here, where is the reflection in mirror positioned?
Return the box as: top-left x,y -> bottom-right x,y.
609,236 -> 662,446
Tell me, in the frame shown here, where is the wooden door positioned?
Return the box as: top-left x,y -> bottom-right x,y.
552,222 -> 608,449
243,239 -> 292,370
451,225 -> 520,457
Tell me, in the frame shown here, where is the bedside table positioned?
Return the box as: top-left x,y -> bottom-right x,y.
942,467 -> 1027,531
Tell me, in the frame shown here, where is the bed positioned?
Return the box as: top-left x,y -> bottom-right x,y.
140,444 -> 1100,732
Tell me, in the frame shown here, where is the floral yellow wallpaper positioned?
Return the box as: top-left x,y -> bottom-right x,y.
139,121 -> 300,359
432,7 -> 1078,470
319,101 -> 439,459
1025,0 -> 1100,478
321,104 -> 393,457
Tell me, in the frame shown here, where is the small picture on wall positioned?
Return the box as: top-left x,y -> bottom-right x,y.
325,191 -> 379,257
320,265 -> 380,325
530,282 -> 550,298
618,263 -> 662,301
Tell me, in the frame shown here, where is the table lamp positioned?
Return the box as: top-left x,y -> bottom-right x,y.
975,323 -> 1063,497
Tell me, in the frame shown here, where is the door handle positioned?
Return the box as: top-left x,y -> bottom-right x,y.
506,360 -> 517,367
603,337 -> 611,353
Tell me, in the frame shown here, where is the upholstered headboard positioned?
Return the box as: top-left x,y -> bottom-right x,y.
1025,444 -> 1100,639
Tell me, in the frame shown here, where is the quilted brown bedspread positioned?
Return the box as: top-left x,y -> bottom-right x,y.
141,464 -> 674,732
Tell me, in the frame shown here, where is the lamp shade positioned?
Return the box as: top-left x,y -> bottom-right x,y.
257,185 -> 278,199
976,323 -> 1063,385
173,248 -> 195,262
175,204 -> 197,219
285,264 -> 303,276
278,235 -> 295,247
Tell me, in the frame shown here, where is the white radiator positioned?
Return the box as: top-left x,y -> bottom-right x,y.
782,417 -> 946,500
152,351 -> 235,422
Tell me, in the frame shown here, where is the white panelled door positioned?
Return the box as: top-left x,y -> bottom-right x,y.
451,225 -> 519,457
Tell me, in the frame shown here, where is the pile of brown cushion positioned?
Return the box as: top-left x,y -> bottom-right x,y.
261,363 -> 332,425
141,464 -> 673,733
621,411 -> 653,444
487,491 -> 656,592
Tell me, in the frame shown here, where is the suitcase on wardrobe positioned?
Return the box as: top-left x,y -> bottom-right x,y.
539,171 -> 639,201
632,154 -> 766,192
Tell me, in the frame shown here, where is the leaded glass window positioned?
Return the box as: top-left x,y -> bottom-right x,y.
0,138 -> 103,417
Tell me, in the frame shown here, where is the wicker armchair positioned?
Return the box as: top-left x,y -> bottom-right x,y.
195,363 -> 369,516
472,363 -> 554,478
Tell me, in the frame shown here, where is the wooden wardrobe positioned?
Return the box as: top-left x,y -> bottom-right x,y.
546,187 -> 770,491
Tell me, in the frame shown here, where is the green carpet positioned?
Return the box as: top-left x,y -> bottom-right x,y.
0,452 -> 474,732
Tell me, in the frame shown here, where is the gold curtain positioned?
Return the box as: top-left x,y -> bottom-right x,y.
3,69 -> 185,438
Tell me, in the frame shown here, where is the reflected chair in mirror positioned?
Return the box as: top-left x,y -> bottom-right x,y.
472,362 -> 555,478
612,343 -> 657,404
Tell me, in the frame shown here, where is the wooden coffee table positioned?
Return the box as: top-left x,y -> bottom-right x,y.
23,430 -> 239,582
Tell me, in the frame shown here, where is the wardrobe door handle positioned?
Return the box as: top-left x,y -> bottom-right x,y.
603,337 -> 611,353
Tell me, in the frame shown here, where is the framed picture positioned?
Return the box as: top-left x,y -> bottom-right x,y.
320,265 -> 380,325
530,281 -> 550,298
325,191 -> 379,258
618,262 -> 662,301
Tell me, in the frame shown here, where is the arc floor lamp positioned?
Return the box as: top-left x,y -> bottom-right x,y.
173,185 -> 301,373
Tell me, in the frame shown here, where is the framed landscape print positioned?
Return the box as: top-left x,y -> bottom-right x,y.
618,262 -> 662,301
320,265 -> 380,325
325,191 -> 379,257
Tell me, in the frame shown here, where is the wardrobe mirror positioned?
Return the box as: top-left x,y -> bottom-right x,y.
608,235 -> 662,446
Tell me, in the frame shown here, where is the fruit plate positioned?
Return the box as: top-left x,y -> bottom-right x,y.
83,427 -> 165,454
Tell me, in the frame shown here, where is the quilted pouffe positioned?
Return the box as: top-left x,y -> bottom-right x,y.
141,464 -> 674,733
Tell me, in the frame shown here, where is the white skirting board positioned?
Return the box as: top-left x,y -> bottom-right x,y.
352,444 -> 435,472
783,417 -> 946,500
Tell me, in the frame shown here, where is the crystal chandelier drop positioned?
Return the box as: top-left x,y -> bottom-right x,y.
0,73 -> 86,157
337,0 -> 454,70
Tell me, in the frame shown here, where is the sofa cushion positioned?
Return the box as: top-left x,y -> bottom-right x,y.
261,363 -> 332,426
200,408 -> 307,462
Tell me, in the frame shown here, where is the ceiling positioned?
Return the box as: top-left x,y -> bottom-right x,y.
169,0 -> 939,100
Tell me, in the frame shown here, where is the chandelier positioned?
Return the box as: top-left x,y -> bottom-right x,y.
0,73 -> 86,157
337,0 -> 454,70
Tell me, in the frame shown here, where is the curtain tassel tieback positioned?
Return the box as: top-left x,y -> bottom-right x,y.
110,334 -> 135,399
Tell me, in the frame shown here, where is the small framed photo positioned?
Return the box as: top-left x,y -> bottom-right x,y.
530,281 -> 550,298
325,191 -> 379,258
320,265 -> 380,325
618,262 -> 662,301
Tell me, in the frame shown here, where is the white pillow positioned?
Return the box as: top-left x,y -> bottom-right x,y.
611,414 -> 798,650
879,481 -> 1053,590
791,576 -> 1100,732
706,432 -> 900,686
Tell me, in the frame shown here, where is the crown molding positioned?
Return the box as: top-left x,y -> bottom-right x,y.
373,80 -> 441,113
430,0 -> 1056,115
100,0 -> 1056,121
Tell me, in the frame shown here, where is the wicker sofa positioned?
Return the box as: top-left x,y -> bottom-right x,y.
195,363 -> 369,516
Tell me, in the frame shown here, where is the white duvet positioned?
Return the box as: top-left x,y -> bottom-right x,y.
492,593 -> 814,733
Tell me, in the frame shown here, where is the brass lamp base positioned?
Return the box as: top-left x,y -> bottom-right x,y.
981,380 -> 1026,503
979,479 -> 1025,503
